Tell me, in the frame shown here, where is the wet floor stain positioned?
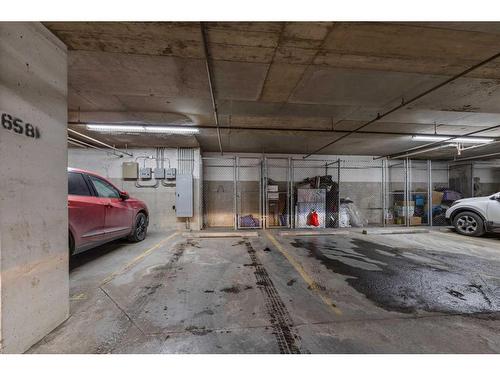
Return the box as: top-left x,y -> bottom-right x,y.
291,237 -> 500,314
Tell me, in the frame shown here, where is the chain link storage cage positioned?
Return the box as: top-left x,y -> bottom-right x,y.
264,158 -> 291,228
472,160 -> 500,197
236,157 -> 263,229
407,159 -> 430,226
385,159 -> 408,226
430,160 -> 450,226
339,159 -> 384,227
291,158 -> 339,229
202,157 -> 236,229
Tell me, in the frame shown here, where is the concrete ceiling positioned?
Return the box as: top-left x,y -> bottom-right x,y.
43,21 -> 500,159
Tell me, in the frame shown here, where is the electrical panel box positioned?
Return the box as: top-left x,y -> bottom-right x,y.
176,174 -> 193,217
165,168 -> 176,179
154,167 -> 165,179
122,162 -> 139,179
139,167 -> 152,179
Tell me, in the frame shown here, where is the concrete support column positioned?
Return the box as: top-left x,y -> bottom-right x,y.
0,23 -> 68,353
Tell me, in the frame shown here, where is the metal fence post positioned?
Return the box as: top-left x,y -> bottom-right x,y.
234,156 -> 238,230
405,158 -> 410,227
382,159 -> 386,227
428,159 -> 432,227
337,158 -> 341,228
263,157 -> 267,229
290,159 -> 295,228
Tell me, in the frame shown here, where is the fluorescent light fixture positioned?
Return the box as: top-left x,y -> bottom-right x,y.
412,135 -> 494,144
86,124 -> 199,134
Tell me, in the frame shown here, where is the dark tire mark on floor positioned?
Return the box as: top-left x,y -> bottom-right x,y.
243,239 -> 302,354
129,239 -> 192,316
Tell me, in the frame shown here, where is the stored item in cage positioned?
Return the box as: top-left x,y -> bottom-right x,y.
339,199 -> 368,228
307,210 -> 320,227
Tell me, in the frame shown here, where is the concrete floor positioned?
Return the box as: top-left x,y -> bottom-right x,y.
29,228 -> 500,354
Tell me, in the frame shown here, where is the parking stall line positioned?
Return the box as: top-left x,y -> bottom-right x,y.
100,231 -> 179,286
264,230 -> 343,316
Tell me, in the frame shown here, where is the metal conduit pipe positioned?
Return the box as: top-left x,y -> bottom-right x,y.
303,51 -> 500,159
135,149 -> 160,188
387,144 -> 456,159
377,123 -> 500,160
68,128 -> 133,157
68,139 -> 89,149
68,136 -> 123,157
458,139 -> 500,153
453,152 -> 500,162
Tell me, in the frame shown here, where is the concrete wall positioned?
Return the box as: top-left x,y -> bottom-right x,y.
0,23 -> 68,353
68,147 -> 202,231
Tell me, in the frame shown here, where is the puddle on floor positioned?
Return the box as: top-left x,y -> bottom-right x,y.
291,237 -> 499,314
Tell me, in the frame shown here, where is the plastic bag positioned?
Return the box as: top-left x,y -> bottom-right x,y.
345,202 -> 368,227
307,210 -> 320,227
339,205 -> 350,227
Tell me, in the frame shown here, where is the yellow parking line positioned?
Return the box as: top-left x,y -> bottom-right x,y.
264,230 -> 342,315
100,231 -> 179,286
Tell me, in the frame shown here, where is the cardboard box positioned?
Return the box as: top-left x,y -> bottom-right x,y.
268,192 -> 279,200
432,191 -> 444,205
410,216 -> 422,225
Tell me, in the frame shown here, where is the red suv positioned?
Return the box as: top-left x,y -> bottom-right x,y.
68,168 -> 149,255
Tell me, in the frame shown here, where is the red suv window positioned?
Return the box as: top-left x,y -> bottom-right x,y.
88,175 -> 120,198
68,172 -> 92,196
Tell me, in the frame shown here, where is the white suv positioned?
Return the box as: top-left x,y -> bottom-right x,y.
445,192 -> 500,236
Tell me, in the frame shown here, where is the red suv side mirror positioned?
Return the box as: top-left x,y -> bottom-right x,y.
120,191 -> 129,200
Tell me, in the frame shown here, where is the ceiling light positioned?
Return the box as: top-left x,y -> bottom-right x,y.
86,124 -> 199,134
412,135 -> 494,144
452,137 -> 494,144
144,126 -> 199,134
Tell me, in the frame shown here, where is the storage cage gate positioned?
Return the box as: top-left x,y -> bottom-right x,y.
202,156 -> 497,230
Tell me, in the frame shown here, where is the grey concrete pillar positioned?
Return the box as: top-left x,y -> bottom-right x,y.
0,23 -> 68,353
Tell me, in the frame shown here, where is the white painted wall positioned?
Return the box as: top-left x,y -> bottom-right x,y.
68,147 -> 202,231
0,23 -> 68,353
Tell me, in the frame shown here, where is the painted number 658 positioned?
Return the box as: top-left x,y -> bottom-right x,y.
1,113 -> 40,139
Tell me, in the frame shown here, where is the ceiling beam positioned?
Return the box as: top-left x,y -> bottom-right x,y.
302,50 -> 500,159
200,22 -> 223,155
